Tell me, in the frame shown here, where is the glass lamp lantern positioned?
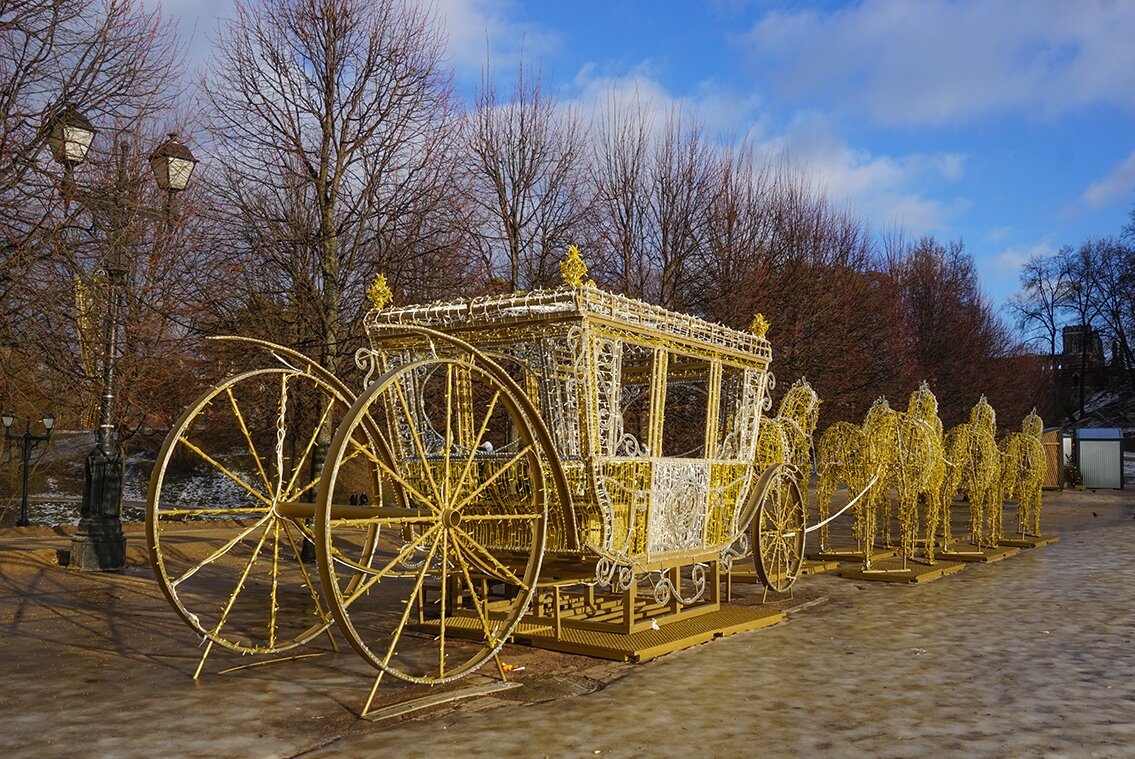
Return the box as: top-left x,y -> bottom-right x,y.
149,133 -> 198,192
46,105 -> 97,165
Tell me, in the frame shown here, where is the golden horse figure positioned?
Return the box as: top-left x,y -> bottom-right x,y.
998,410 -> 1046,537
885,383 -> 947,565
815,420 -> 869,552
942,397 -> 1002,547
814,397 -> 896,565
756,378 -> 821,497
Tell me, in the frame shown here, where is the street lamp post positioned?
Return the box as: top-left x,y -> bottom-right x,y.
2,412 -> 56,527
45,105 -> 198,570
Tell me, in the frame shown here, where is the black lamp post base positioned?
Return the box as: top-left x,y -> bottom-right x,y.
69,448 -> 127,571
70,518 -> 127,571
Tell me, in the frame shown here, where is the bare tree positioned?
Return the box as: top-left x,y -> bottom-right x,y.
202,0 -> 465,376
646,108 -> 714,310
1084,237 -> 1135,390
590,90 -> 652,298
464,61 -> 592,292
1007,252 -> 1067,357
1057,240 -> 1105,419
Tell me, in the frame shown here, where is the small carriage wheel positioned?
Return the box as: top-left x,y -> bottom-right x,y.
316,338 -> 555,685
750,464 -> 807,593
148,355 -> 364,655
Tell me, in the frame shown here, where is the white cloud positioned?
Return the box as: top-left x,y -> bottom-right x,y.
1082,150 -> 1135,208
768,112 -> 968,233
977,241 -> 1056,303
432,0 -> 559,81
567,70 -> 967,237
570,66 -> 763,137
738,0 -> 1135,126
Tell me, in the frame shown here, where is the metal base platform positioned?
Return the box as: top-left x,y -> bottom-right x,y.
998,534 -> 1060,549
727,558 -> 839,585
937,542 -> 1021,563
808,547 -> 899,564
509,603 -> 785,662
418,603 -> 784,662
836,557 -> 966,584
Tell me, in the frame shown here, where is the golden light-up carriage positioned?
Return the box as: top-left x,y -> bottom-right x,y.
147,253 -> 805,702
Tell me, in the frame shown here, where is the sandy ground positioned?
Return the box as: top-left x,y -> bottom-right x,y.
1,488 -> 1132,758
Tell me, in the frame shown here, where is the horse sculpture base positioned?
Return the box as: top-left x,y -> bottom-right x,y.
836,557 -> 966,584
997,534 -> 1060,549
938,542 -> 1021,563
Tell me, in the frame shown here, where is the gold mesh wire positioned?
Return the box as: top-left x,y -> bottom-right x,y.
942,396 -> 1002,546
999,409 -> 1046,536
363,253 -> 775,577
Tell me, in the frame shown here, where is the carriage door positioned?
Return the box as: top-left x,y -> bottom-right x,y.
645,349 -> 713,555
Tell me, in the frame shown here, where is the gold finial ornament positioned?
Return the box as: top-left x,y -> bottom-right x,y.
749,313 -> 769,339
368,273 -> 393,310
560,244 -> 591,287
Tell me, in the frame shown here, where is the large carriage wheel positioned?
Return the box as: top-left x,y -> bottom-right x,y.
749,464 -> 807,592
148,345 -> 364,660
316,339 -> 554,686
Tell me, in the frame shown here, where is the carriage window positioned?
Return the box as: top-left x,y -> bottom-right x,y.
716,365 -> 752,460
661,357 -> 710,458
616,342 -> 652,457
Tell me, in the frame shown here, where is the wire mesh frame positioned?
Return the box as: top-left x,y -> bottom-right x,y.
364,285 -> 777,580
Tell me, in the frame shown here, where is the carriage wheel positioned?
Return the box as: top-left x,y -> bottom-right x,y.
148,364 -> 360,655
751,464 -> 807,592
316,351 -> 551,685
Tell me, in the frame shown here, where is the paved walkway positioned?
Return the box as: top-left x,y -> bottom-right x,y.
1,490 -> 1132,758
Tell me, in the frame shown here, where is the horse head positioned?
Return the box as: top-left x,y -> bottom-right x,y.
777,377 -> 821,437
969,396 -> 997,436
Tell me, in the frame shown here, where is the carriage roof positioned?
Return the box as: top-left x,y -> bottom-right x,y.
365,285 -> 771,369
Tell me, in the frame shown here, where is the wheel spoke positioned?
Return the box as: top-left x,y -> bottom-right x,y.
156,505 -> 272,519
443,364 -> 454,506
390,377 -> 445,509
278,517 -> 329,621
452,444 -> 534,513
378,529 -> 443,669
349,436 -> 438,512
338,523 -> 442,590
178,436 -> 272,508
225,386 -> 272,495
450,525 -> 527,588
451,389 -> 501,508
269,518 -> 281,648
438,529 -> 448,678
171,513 -> 272,589
452,540 -> 502,649
283,396 -> 337,499
460,512 -> 542,523
209,517 -> 274,640
272,373 -> 291,500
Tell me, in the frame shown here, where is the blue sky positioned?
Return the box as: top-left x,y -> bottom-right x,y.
156,0 -> 1135,310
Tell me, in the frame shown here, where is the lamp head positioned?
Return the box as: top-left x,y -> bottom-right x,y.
42,412 -> 55,432
149,133 -> 198,192
1,411 -> 14,429
46,104 -> 96,165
